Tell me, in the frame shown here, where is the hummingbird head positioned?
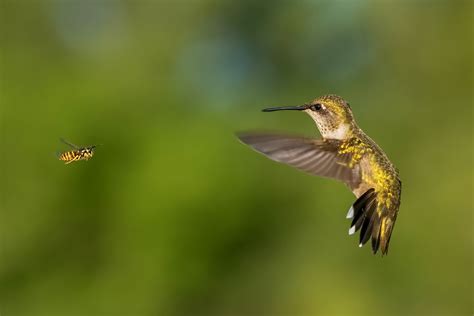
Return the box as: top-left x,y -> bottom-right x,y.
262,94 -> 355,139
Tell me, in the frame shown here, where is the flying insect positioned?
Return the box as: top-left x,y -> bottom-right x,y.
57,138 -> 98,164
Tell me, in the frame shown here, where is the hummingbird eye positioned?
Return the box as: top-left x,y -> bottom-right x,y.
310,103 -> 322,111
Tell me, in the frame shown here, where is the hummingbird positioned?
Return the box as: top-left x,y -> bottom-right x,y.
237,95 -> 401,255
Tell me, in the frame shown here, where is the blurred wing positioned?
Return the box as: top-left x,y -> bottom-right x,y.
237,133 -> 361,189
60,138 -> 79,149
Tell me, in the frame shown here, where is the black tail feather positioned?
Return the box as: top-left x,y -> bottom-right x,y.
359,199 -> 377,246
350,188 -> 375,227
348,188 -> 385,254
371,217 -> 382,254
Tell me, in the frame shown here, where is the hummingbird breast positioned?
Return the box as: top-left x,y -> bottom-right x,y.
355,139 -> 400,210
339,131 -> 400,203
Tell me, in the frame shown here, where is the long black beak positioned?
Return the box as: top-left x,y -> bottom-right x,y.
262,105 -> 308,112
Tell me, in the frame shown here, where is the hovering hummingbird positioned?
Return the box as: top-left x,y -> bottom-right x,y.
237,95 -> 401,255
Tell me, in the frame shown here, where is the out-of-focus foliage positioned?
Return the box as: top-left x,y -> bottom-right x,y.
0,1 -> 472,315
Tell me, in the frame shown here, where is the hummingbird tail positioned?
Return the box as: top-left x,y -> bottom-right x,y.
348,188 -> 397,255
379,217 -> 396,255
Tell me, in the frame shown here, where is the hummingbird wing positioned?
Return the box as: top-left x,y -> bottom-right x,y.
237,133 -> 361,190
238,132 -> 401,255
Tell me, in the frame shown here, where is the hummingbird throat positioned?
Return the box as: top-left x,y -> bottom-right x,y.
304,110 -> 352,140
321,123 -> 351,140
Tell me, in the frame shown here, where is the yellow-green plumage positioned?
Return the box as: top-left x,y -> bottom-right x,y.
237,94 -> 402,255
338,129 -> 401,253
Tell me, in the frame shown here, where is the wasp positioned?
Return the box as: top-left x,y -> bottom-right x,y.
57,138 -> 98,164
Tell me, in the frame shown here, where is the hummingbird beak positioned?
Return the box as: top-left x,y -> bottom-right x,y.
262,104 -> 309,112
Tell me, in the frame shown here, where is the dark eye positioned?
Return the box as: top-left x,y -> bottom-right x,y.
310,103 -> 322,111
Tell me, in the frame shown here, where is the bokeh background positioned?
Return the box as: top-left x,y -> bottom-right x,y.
1,1 -> 472,315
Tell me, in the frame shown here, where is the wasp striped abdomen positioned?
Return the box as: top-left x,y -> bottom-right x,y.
58,150 -> 82,164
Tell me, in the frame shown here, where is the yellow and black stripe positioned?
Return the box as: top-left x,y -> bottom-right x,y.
58,150 -> 83,164
57,139 -> 97,164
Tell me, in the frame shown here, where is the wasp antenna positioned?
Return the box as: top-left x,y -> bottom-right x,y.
90,144 -> 102,149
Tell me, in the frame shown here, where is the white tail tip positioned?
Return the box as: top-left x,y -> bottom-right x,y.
359,243 -> 363,248
348,226 -> 356,235
346,206 -> 354,219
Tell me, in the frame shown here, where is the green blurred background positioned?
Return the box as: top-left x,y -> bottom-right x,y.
1,1 -> 472,315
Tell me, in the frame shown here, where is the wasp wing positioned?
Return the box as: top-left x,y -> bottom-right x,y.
237,133 -> 362,190
60,138 -> 80,149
